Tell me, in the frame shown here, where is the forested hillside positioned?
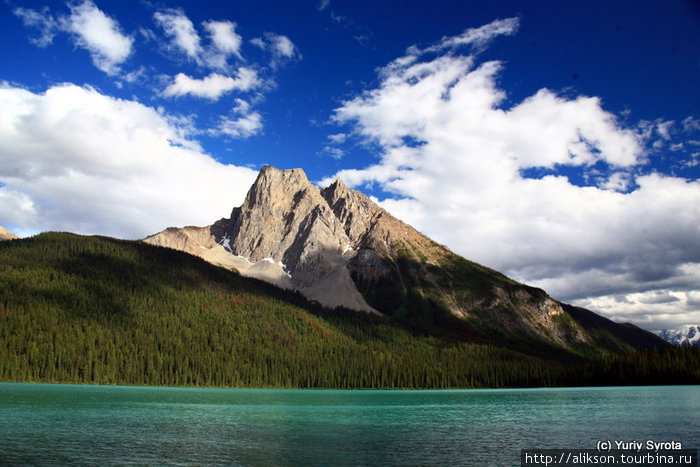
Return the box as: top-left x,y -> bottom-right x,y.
1,233 -> 698,388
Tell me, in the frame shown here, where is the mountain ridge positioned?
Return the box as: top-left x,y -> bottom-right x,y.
145,165 -> 664,355
657,325 -> 700,346
0,225 -> 19,241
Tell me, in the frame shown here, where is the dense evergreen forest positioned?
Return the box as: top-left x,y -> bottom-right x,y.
1,233 -> 698,388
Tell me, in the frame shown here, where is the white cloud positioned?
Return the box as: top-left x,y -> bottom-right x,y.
120,66 -> 147,84
217,112 -> 263,139
318,0 -> 331,11
64,1 -> 134,75
252,33 -> 300,68
639,118 -> 679,152
656,120 -> 674,140
162,69 -> 260,100
600,171 -> 633,192
683,116 -> 700,132
208,98 -> 263,139
425,17 -> 520,53
150,8 -> 300,77
573,285 -> 700,332
148,9 -> 295,139
267,33 -> 296,58
328,133 -> 347,144
13,6 -> 58,47
250,37 -> 265,49
13,2 -> 133,75
212,98 -> 263,139
324,133 -> 348,158
204,20 -> 243,63
152,10 -> 267,71
0,83 -> 258,239
154,8 -> 203,61
325,18 -> 700,330
322,146 -> 345,160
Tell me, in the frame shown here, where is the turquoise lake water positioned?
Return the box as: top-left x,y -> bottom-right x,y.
0,383 -> 698,465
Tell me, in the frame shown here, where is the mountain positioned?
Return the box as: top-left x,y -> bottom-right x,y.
0,225 -> 19,241
657,325 -> 700,346
146,166 -> 663,356
1,232 -> 696,388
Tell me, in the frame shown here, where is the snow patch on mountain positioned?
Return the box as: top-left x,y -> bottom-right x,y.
219,234 -> 232,253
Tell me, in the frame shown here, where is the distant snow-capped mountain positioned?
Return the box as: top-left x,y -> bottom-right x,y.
656,325 -> 700,346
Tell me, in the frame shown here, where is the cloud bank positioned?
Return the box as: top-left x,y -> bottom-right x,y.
326,18 -> 700,330
0,83 -> 258,239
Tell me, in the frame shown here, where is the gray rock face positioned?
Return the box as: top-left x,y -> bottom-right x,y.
228,167 -> 351,288
146,166 -> 375,312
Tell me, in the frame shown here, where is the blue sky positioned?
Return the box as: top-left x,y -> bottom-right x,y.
1,0 -> 698,330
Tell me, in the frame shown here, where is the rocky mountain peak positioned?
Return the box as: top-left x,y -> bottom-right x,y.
228,166 -> 349,274
144,165 -> 665,353
242,166 -> 312,212
322,177 -> 349,200
147,166 -> 485,312
321,178 -> 376,243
